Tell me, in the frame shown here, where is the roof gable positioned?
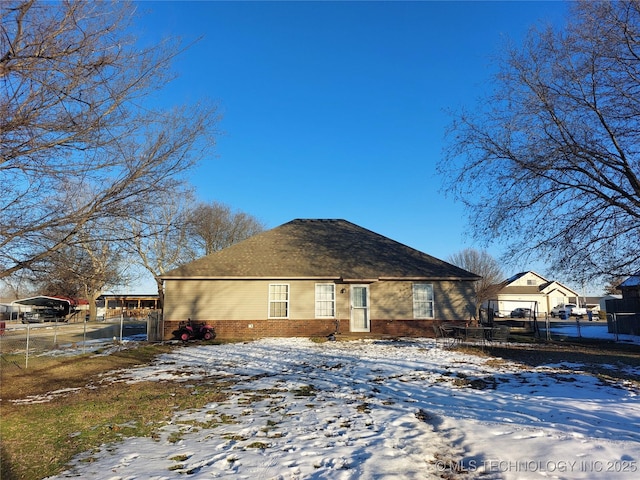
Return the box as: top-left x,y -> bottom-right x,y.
163,219 -> 480,281
497,271 -> 579,297
502,271 -> 549,287
539,280 -> 578,297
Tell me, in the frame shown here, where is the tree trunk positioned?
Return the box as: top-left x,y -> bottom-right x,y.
156,277 -> 164,310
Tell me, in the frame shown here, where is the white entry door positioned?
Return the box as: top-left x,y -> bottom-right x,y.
350,285 -> 370,332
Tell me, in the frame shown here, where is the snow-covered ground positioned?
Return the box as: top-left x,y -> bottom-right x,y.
546,322 -> 639,344
44,331 -> 639,480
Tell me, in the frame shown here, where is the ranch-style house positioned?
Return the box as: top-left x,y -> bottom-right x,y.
161,219 -> 480,340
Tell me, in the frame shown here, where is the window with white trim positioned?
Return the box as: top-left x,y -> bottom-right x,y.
413,283 -> 434,319
315,283 -> 336,318
269,284 -> 289,318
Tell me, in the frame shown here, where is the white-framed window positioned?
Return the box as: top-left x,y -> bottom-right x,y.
315,283 -> 336,318
269,284 -> 289,318
413,283 -> 434,319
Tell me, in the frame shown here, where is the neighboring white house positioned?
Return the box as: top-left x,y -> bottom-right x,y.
492,271 -> 581,316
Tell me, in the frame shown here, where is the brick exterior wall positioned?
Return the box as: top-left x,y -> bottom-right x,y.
165,318 -> 337,341
368,319 -> 439,337
163,318 -> 459,341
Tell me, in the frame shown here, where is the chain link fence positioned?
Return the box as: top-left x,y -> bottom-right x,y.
0,317 -> 149,370
607,312 -> 640,339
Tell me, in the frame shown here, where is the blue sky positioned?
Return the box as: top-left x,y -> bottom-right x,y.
128,0 -> 571,292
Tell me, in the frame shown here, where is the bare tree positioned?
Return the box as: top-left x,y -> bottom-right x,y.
186,201 -> 265,257
603,276 -> 625,295
31,185 -> 131,319
0,272 -> 36,301
1,1 -> 219,279
127,188 -> 197,306
35,233 -> 126,320
441,1 -> 640,282
126,197 -> 263,306
448,248 -> 504,321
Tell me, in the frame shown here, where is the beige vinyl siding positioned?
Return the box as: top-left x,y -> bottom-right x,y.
164,279 -> 335,321
367,281 -> 473,320
164,278 -> 475,323
285,281 -> 346,320
289,281 -> 315,319
369,281 -> 412,318
163,279 -> 267,321
435,281 -> 475,320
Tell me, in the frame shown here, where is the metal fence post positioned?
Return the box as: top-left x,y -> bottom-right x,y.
119,314 -> 124,349
25,323 -> 30,368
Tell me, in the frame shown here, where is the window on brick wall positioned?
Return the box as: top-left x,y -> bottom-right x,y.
315,283 -> 335,318
413,283 -> 434,319
269,284 -> 289,318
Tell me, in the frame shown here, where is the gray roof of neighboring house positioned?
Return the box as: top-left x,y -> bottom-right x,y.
497,286 -> 543,295
500,282 -> 576,296
162,219 -> 481,281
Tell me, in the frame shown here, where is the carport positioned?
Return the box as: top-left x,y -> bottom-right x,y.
11,296 -> 73,321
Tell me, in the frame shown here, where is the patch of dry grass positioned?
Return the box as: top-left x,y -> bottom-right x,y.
1,344 -> 174,401
0,344 -> 231,480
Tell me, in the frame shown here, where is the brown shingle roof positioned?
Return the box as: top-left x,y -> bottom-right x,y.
162,219 -> 480,281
